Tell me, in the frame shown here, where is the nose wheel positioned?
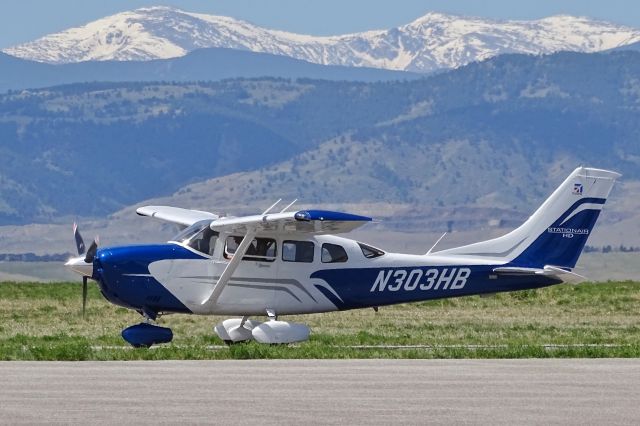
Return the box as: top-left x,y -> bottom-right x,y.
121,311 -> 172,348
121,322 -> 173,348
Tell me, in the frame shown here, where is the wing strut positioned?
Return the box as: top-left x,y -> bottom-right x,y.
200,228 -> 256,307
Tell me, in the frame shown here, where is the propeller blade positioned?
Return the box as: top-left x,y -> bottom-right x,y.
84,239 -> 98,263
73,222 -> 86,255
82,276 -> 88,319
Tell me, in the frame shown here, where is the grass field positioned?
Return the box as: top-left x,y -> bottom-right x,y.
0,281 -> 639,360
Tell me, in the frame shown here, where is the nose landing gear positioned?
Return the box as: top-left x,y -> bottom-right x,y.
121,323 -> 173,348
121,311 -> 173,348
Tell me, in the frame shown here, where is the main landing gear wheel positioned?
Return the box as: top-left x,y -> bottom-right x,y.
214,310 -> 311,344
214,317 -> 262,343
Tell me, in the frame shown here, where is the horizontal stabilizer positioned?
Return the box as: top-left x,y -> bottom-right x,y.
493,265 -> 586,284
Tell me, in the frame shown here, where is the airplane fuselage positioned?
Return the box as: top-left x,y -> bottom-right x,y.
93,234 -> 562,319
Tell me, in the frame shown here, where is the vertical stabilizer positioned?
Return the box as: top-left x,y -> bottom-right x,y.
436,167 -> 620,268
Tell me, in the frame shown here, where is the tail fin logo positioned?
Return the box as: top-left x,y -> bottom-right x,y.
547,227 -> 589,238
572,183 -> 583,195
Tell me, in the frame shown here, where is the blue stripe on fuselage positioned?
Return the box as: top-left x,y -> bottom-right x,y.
311,265 -> 561,310
311,199 -> 602,311
93,244 -> 204,315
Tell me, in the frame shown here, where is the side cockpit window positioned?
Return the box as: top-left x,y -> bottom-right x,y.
225,236 -> 276,262
358,242 -> 385,259
321,243 -> 348,263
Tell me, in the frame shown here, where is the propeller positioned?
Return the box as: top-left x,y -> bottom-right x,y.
73,222 -> 86,255
82,276 -> 88,319
71,223 -> 98,319
84,239 -> 98,263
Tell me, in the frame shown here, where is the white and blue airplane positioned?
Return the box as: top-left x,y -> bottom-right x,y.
66,167 -> 619,347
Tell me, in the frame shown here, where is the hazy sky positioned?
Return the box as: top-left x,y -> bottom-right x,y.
2,0 -> 640,49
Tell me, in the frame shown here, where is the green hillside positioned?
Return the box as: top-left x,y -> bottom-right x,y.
0,51 -> 639,224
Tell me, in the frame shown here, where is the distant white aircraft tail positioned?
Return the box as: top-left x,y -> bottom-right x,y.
437,167 -> 620,269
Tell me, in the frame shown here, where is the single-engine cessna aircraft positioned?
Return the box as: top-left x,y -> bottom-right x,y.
66,167 -> 619,347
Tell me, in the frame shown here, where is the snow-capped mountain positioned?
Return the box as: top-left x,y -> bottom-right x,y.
5,6 -> 640,72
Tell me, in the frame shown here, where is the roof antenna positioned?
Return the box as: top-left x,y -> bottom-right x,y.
426,232 -> 447,255
262,199 -> 282,215
280,199 -> 298,213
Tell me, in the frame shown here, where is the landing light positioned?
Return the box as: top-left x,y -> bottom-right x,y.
294,211 -> 311,221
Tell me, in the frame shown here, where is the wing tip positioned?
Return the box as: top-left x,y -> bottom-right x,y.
296,209 -> 373,222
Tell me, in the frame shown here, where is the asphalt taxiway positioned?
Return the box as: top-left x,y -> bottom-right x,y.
0,359 -> 638,425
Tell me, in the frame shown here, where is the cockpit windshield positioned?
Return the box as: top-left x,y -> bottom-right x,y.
171,220 -> 218,256
171,220 -> 210,243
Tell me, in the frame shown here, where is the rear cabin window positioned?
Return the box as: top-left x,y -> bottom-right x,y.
321,243 -> 348,263
282,241 -> 315,263
225,236 -> 276,262
358,242 -> 385,259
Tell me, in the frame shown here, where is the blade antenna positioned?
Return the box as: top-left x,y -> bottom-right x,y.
280,199 -> 298,213
262,199 -> 282,215
426,232 -> 447,255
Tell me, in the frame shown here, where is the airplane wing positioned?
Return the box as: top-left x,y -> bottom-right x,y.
136,205 -> 219,227
200,208 -> 373,309
493,265 -> 586,284
209,209 -> 373,235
